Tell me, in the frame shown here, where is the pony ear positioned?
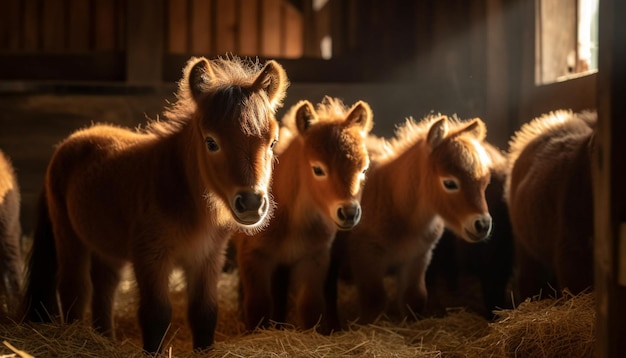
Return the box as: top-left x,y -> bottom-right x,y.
345,101 -> 374,135
458,118 -> 487,141
188,57 -> 214,102
251,60 -> 289,110
294,100 -> 318,134
427,116 -> 449,148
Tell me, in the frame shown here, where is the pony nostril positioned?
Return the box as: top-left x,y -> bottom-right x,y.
338,205 -> 361,223
474,217 -> 492,235
337,207 -> 347,221
353,206 -> 362,222
234,192 -> 264,213
234,195 -> 246,213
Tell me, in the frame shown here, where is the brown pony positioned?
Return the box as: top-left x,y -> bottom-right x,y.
327,114 -> 493,327
22,56 -> 289,353
0,150 -> 22,316
505,110 -> 595,300
427,143 -> 514,319
235,97 -> 373,333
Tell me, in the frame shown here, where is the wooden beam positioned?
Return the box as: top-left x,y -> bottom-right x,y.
126,0 -> 164,84
594,0 -> 626,356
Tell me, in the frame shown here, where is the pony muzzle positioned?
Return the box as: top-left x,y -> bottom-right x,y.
335,202 -> 362,230
232,190 -> 269,226
463,214 -> 492,242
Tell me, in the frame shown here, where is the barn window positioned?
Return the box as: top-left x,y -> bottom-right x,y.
536,0 -> 598,84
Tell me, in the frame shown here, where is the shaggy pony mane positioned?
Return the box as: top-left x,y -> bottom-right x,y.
147,56 -> 274,136
276,96 -> 357,154
369,113 -> 475,164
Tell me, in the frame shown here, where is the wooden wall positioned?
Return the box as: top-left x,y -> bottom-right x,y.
0,0 -> 303,57
0,0 -> 497,86
0,0 -> 528,148
0,0 -> 126,52
164,0 -> 303,57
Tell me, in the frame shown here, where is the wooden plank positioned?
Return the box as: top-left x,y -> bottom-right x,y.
316,1 -> 332,59
166,0 -> 189,53
0,0 -> 22,50
300,0 -> 318,57
93,0 -> 117,51
485,0 -> 510,148
42,0 -> 66,51
22,0 -> 41,51
537,0 -> 577,84
116,0 -> 126,51
67,0 -> 90,51
595,0 -> 626,356
0,53 -> 125,81
260,0 -> 281,57
126,0 -> 164,83
190,0 -> 212,54
215,0 -> 237,55
238,0 -> 259,56
282,2 -> 302,58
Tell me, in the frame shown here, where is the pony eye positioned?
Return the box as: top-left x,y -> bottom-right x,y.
270,139 -> 278,150
442,178 -> 460,191
205,137 -> 219,152
312,166 -> 325,177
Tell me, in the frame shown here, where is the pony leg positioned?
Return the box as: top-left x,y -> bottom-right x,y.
350,251 -> 387,324
90,253 -> 123,338
133,256 -> 173,353
554,237 -> 593,295
55,231 -> 91,324
270,266 -> 290,325
399,255 -> 429,320
237,251 -> 275,330
183,249 -> 226,351
323,254 -> 341,331
515,244 -> 552,300
291,251 -> 329,332
479,273 -> 510,318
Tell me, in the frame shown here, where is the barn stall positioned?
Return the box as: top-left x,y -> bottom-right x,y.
0,0 -> 623,356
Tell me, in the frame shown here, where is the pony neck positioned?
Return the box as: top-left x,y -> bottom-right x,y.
170,122 -> 218,206
374,138 -> 437,222
272,138 -> 308,206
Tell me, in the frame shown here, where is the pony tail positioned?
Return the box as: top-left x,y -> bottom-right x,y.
21,189 -> 59,323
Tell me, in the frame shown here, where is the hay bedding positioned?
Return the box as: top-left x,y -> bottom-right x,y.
0,268 -> 594,358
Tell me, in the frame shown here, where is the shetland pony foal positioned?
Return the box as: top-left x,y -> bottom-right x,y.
506,110 -> 595,300
23,56 -> 288,352
0,150 -> 22,316
427,143 -> 513,318
235,97 -> 372,332
328,115 -> 493,326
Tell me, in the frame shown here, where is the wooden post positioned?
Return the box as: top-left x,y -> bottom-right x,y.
126,0 -> 164,85
594,0 -> 626,356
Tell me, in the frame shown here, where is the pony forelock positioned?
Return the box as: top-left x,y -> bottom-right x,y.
371,114 -> 449,163
277,97 -> 358,153
153,55 -> 270,137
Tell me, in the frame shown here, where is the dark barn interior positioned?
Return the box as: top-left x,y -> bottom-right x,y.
0,0 -> 624,356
